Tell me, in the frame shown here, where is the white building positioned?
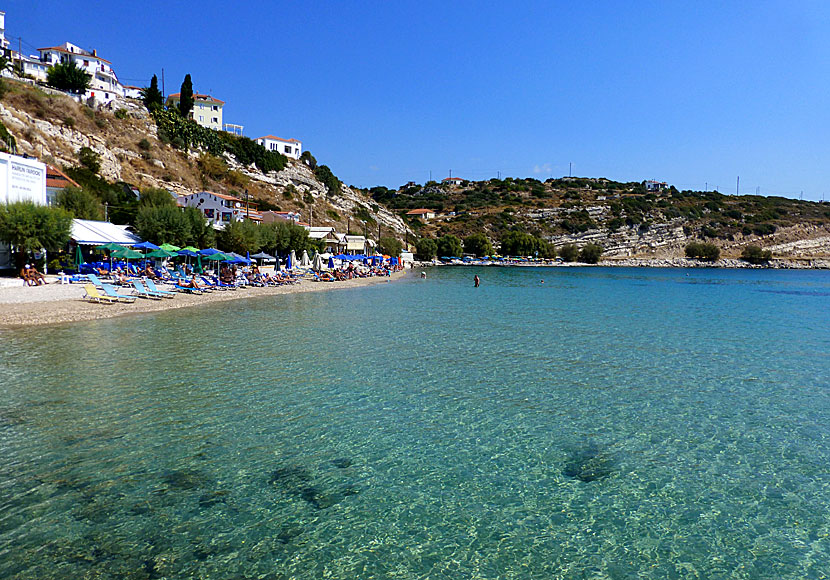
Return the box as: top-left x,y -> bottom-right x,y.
442,177 -> 465,186
0,11 -> 9,51
178,191 -> 261,228
37,42 -> 124,103
0,152 -> 47,269
166,92 -> 224,131
255,135 -> 302,160
645,180 -> 668,192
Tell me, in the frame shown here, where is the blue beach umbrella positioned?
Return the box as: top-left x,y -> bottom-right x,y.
328,257 -> 335,269
199,248 -> 222,256
286,253 -> 293,269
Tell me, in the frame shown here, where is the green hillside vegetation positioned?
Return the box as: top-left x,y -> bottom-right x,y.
364,177 -> 830,247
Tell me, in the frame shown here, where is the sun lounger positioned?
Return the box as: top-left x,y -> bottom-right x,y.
144,278 -> 176,298
100,283 -> 137,303
132,280 -> 163,300
82,283 -> 118,304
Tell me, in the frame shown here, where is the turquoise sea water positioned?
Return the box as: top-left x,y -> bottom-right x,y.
1,266 -> 829,579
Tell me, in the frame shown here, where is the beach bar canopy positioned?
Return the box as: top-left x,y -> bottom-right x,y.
71,219 -> 142,246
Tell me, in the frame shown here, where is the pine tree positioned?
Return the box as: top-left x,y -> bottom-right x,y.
178,74 -> 194,118
141,74 -> 163,111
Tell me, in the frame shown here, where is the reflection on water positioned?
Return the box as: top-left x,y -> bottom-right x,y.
1,267 -> 829,578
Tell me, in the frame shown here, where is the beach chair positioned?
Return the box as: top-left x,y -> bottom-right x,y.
144,278 -> 177,298
82,283 -> 118,304
86,273 -> 104,287
173,280 -> 204,294
100,283 -> 137,303
132,280 -> 163,300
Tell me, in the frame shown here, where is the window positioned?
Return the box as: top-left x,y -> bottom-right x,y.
285,146 -> 292,154
199,116 -> 204,122
212,117 -> 218,123
222,212 -> 231,222
213,105 -> 218,111
270,143 -> 276,150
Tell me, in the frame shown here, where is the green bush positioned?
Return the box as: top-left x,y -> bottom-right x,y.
77,146 -> 101,173
437,234 -> 463,258
685,242 -> 720,261
741,245 -> 772,264
377,236 -> 403,257
138,138 -> 151,151
415,237 -> 437,260
114,108 -> 128,120
578,243 -> 603,264
463,232 -> 493,257
559,244 -> 578,262
55,186 -> 103,220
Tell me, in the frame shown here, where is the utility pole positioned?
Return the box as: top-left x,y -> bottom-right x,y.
497,171 -> 500,180
705,182 -> 707,192
736,176 -> 739,196
104,202 -> 108,221
161,68 -> 165,97
245,188 -> 249,219
310,205 -> 313,226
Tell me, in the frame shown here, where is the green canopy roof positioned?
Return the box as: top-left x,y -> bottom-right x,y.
159,243 -> 181,252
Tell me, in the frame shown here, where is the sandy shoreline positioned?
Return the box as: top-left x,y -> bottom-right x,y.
0,271 -> 407,329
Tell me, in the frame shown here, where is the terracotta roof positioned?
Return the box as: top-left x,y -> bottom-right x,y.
406,208 -> 434,215
442,177 -> 464,182
37,46 -> 112,64
167,92 -> 225,105
45,164 -> 80,189
257,135 -> 301,144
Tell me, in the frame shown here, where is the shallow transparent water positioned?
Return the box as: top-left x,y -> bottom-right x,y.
1,267 -> 829,579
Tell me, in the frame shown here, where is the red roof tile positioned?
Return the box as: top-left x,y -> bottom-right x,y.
257,135 -> 301,144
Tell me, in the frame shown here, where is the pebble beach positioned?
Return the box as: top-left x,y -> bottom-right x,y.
0,271 -> 406,328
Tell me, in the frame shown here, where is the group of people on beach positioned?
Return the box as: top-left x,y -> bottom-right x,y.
19,264 -> 47,286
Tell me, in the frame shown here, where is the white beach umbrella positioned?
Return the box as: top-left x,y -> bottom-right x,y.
289,250 -> 297,270
300,250 -> 311,267
312,253 -> 323,271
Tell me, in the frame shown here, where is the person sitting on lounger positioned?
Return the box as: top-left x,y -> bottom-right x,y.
30,265 -> 47,285
181,275 -> 200,289
144,264 -> 158,279
20,264 -> 35,286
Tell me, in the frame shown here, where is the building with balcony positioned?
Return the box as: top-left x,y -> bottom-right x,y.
166,92 -> 224,131
255,135 -> 302,160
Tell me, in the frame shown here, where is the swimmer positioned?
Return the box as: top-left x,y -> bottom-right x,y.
474,274 -> 480,288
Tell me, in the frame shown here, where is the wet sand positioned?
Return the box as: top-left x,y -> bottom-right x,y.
0,272 -> 405,329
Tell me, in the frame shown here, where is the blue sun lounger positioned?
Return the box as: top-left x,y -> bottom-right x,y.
144,278 -> 176,298
100,283 -> 137,303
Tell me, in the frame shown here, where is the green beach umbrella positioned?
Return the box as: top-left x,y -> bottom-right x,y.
147,248 -> 178,258
180,246 -> 200,253
94,242 -> 122,271
204,252 -> 230,274
111,247 -> 142,273
75,245 -> 85,270
159,243 -> 181,252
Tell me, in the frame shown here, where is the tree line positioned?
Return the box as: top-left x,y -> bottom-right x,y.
413,231 -> 604,264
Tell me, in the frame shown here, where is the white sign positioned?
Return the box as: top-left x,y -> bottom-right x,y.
0,152 -> 47,205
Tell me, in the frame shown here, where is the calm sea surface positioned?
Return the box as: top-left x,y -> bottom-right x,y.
1,267 -> 829,579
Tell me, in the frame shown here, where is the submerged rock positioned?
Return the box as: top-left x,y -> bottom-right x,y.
331,457 -> 353,469
163,468 -> 211,490
269,465 -> 311,488
563,442 -> 615,482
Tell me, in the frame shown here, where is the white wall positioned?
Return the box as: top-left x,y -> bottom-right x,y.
0,153 -> 47,205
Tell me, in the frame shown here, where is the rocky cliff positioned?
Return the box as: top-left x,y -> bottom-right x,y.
0,81 -> 411,237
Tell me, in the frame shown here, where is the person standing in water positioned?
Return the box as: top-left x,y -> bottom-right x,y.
474,274 -> 480,287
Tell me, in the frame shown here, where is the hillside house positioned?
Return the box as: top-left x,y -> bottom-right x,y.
306,226 -> 341,253
166,93 -> 224,131
45,165 -> 80,205
178,191 -> 260,228
406,208 -> 436,221
255,136 -> 302,160
261,210 -> 302,224
443,177 -> 464,186
0,11 -> 9,51
37,42 -> 123,103
645,180 -> 668,192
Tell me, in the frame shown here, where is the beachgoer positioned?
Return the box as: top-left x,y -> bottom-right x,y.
421,271 -> 426,279
20,264 -> 35,286
31,266 -> 47,285
144,264 -> 158,279
474,274 -> 480,288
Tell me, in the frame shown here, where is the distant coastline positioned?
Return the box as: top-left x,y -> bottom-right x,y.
418,257 -> 830,269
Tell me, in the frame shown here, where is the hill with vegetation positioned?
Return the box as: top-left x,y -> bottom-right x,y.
0,79 -> 410,246
361,177 -> 830,260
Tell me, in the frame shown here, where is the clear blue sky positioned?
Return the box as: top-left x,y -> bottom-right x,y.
12,1 -> 830,200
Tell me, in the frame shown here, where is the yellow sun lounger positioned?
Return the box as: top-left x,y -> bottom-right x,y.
83,283 -> 119,304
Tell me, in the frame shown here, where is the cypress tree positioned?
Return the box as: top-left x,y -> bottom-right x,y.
178,74 -> 194,118
141,74 -> 163,111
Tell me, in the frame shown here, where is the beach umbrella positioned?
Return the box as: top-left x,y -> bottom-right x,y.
133,241 -> 160,251
177,249 -> 199,257
328,256 -> 335,269
75,245 -> 85,271
204,252 -> 230,273
159,243 -> 181,252
147,248 -> 177,258
300,250 -> 310,267
312,253 -> 323,271
199,248 -> 222,256
112,246 -> 142,273
94,242 -> 123,271
180,246 -> 200,253
287,250 -> 296,270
